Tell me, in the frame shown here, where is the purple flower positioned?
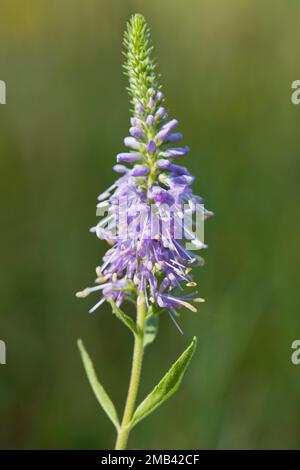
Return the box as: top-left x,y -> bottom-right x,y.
157,158 -> 171,169
117,153 -> 141,163
148,96 -> 155,109
162,119 -> 178,133
135,103 -> 146,115
146,115 -> 155,126
155,107 -> 167,119
155,128 -> 171,143
130,127 -> 145,139
131,165 -> 149,176
169,163 -> 191,176
113,164 -> 128,173
156,90 -> 164,101
77,22 -> 212,334
147,140 -> 156,154
130,117 -> 143,127
124,136 -> 141,150
160,146 -> 190,158
166,132 -> 183,143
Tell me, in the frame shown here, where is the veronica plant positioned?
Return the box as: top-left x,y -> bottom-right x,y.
76,14 -> 212,450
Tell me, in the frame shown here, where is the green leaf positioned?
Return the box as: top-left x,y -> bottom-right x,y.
130,336 -> 197,429
143,314 -> 159,348
108,298 -> 137,335
77,339 -> 120,431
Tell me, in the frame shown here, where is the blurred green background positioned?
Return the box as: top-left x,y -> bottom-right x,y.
0,0 -> 300,449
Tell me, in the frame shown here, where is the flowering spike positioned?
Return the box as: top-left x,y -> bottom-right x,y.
78,14 -> 212,337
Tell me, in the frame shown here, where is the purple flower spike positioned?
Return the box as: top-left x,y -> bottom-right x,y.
124,136 -> 141,150
147,140 -> 156,154
129,126 -> 145,139
117,152 -> 141,163
78,14 -> 212,330
113,164 -> 128,173
131,165 -> 149,176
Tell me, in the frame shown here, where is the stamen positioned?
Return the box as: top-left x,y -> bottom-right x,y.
168,311 -> 184,334
75,288 -> 91,298
89,297 -> 106,313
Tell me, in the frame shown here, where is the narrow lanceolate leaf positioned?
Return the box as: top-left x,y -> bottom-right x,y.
108,298 -> 137,335
143,314 -> 159,348
77,339 -> 120,431
130,337 -> 197,429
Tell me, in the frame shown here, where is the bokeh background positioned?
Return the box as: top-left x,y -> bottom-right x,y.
0,0 -> 300,449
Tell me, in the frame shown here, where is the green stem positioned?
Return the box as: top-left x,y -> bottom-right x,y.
115,292 -> 146,450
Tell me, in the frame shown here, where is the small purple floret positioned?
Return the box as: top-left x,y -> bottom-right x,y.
148,96 -> 155,109
161,146 -> 190,158
146,115 -> 155,126
155,107 -> 167,119
156,127 -> 171,143
157,158 -> 171,169
130,117 -> 143,127
117,152 -> 141,163
147,140 -> 156,154
124,136 -> 141,150
131,166 -> 149,176
113,164 -> 128,173
162,119 -> 178,133
129,126 -> 145,139
166,132 -> 183,143
136,103 -> 146,115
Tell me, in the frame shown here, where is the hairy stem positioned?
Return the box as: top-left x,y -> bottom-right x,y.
115,292 -> 146,450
